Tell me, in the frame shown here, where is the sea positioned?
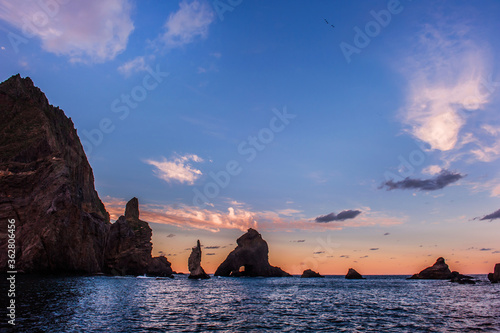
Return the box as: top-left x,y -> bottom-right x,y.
2,274 -> 500,332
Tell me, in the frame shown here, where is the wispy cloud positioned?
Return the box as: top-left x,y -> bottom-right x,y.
103,197 -> 404,233
0,0 -> 134,63
315,210 -> 361,223
144,153 -> 204,185
118,56 -> 148,77
476,208 -> 500,221
381,170 -> 464,191
399,18 -> 499,163
157,0 -> 214,49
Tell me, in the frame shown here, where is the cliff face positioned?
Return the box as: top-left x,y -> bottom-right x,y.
0,74 -> 109,273
214,228 -> 291,277
0,75 -> 172,276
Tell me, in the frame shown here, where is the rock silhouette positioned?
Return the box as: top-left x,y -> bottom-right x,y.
105,197 -> 173,277
408,257 -> 453,279
214,228 -> 291,277
0,74 -> 110,273
488,263 -> 500,283
188,240 -> 210,279
345,268 -> 365,279
301,269 -> 324,278
0,75 -> 172,276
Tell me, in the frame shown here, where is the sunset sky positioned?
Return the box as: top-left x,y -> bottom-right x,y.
1,0 -> 499,274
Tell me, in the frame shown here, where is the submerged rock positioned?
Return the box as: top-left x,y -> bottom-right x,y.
214,228 -> 291,277
449,271 -> 475,284
488,263 -> 500,283
408,257 -> 454,280
345,268 -> 365,279
301,269 -> 324,278
188,240 -> 210,279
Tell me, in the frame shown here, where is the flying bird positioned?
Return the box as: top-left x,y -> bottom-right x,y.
324,18 -> 334,28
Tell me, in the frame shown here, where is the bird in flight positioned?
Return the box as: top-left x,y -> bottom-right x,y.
324,18 -> 334,28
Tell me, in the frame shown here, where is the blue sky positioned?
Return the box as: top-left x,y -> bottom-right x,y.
1,0 -> 499,274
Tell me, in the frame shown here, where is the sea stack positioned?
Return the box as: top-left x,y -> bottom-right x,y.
488,263 -> 500,283
408,257 -> 453,279
214,228 -> 291,277
301,269 -> 324,278
188,240 -> 210,279
345,268 -> 365,279
105,197 -> 173,277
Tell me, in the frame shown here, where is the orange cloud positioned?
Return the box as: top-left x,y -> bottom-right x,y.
103,197 -> 405,233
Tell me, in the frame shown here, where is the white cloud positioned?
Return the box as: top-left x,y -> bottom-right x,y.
158,0 -> 214,49
0,0 -> 134,63
400,21 -> 495,157
118,56 -> 148,76
491,184 -> 500,197
145,153 -> 204,185
422,165 -> 442,175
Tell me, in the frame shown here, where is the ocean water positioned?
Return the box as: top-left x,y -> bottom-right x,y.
3,274 -> 500,332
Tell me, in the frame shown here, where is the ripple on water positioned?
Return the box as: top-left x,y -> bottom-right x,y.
3,275 -> 500,332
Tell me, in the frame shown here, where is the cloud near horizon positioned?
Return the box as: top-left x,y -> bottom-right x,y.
144,153 -> 204,185
103,197 -> 403,233
315,210 -> 362,223
381,170 -> 464,191
156,0 -> 214,49
477,208 -> 500,221
0,0 -> 134,63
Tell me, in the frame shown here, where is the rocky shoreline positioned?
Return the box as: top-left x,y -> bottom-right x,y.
0,75 -> 498,282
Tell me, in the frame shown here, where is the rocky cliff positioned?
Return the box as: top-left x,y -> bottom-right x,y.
0,74 -> 110,273
214,228 -> 291,277
0,75 -> 172,276
188,240 -> 210,279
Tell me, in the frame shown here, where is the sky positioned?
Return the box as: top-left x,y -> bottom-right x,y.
0,0 -> 499,275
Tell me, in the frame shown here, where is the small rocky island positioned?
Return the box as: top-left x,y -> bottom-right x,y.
408,257 -> 474,284
301,269 -> 324,278
345,268 -> 365,279
188,240 -> 210,279
214,228 -> 291,277
488,263 -> 500,283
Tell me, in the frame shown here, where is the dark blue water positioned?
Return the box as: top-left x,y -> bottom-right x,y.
2,275 -> 500,332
